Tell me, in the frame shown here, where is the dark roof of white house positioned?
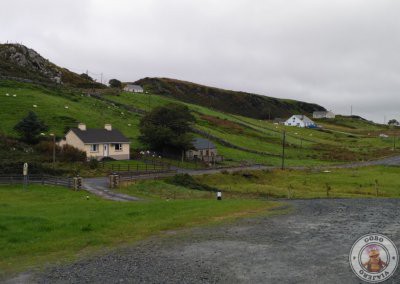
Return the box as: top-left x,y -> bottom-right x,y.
70,128 -> 131,144
192,138 -> 216,150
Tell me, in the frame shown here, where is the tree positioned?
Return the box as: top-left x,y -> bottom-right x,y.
388,119 -> 399,126
139,104 -> 196,152
109,79 -> 122,88
14,111 -> 49,144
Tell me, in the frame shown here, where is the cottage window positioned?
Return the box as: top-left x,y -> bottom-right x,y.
90,144 -> 99,152
114,143 -> 122,151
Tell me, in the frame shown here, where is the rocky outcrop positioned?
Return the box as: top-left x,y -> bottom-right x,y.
0,43 -> 104,88
0,44 -> 61,83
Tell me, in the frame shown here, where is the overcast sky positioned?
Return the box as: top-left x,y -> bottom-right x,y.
1,0 -> 400,122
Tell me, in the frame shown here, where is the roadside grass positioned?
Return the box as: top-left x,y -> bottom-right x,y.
196,166 -> 400,199
116,180 -> 214,200
0,184 -> 277,277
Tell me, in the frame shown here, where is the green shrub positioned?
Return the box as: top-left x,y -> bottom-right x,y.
88,157 -> 99,169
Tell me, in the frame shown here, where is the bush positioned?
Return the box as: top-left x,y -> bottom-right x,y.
34,142 -> 86,162
59,145 -> 86,162
88,157 -> 99,169
100,157 -> 116,162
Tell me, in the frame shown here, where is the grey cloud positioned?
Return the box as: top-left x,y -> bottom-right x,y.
1,0 -> 400,122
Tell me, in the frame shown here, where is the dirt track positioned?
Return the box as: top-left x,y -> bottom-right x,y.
33,199 -> 400,283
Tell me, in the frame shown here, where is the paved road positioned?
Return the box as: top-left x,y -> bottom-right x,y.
83,177 -> 140,201
34,199 -> 400,283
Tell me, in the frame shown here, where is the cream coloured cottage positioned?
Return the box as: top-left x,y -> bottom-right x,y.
59,123 -> 131,160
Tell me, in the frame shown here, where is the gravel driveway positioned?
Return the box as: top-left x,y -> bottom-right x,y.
33,199 -> 400,284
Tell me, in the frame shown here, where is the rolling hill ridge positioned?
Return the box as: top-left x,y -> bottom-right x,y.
135,77 -> 326,119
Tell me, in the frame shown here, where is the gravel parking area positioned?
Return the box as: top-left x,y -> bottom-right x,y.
31,199 -> 400,284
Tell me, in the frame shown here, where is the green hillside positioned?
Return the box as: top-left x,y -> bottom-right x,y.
0,79 -> 399,170
134,77 -> 325,119
102,91 -> 399,165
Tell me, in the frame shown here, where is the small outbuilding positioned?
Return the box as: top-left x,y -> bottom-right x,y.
313,111 -> 335,119
185,137 -> 222,162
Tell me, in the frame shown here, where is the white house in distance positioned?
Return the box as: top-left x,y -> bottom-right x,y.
59,123 -> 131,160
124,84 -> 144,93
285,115 -> 316,128
313,111 -> 335,119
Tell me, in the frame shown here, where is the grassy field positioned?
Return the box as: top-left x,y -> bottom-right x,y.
104,91 -> 400,165
0,184 -> 279,277
1,80 -> 400,169
196,166 -> 400,199
0,81 -> 143,148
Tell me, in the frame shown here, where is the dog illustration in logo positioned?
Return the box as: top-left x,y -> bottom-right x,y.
363,245 -> 387,273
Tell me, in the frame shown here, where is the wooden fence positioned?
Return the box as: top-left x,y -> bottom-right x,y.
0,174 -> 74,188
101,160 -> 172,173
117,169 -> 177,182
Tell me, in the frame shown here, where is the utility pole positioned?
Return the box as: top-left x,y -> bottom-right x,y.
50,133 -> 56,168
100,73 -> 103,84
350,105 -> 353,116
281,131 -> 286,170
394,136 -> 396,151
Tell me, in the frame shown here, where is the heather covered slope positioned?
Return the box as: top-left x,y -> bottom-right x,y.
134,77 -> 325,119
0,43 -> 104,88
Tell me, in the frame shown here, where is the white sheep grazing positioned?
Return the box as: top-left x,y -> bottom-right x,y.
33,105 -> 37,108
5,93 -> 9,96
65,106 -> 69,109
12,94 -> 17,97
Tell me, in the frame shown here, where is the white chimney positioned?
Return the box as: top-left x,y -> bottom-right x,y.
104,124 -> 112,131
78,123 -> 86,131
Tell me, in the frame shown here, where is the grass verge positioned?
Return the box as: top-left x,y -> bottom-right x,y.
196,166 -> 400,198
0,184 -> 279,277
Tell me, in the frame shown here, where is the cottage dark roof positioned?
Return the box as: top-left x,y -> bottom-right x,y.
70,128 -> 130,144
192,138 -> 216,150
